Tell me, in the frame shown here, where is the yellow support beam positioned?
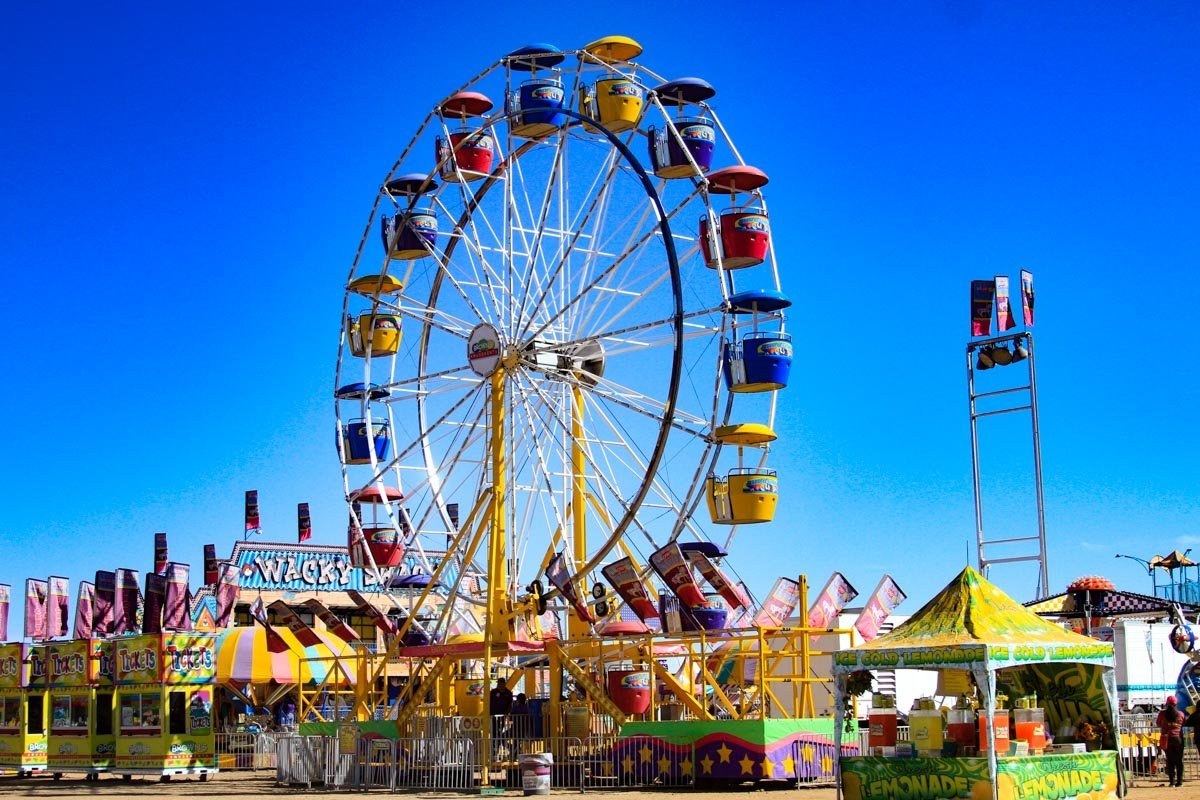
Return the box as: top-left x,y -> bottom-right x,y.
652,661 -> 713,721
553,641 -> 627,726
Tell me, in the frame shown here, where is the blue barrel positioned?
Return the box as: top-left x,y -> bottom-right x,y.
724,332 -> 792,393
381,210 -> 437,259
341,421 -> 390,464
648,117 -> 715,178
509,79 -> 566,138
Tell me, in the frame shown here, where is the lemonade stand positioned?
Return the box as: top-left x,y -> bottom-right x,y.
112,633 -> 218,781
45,639 -> 115,780
0,643 -> 47,776
833,567 -> 1123,800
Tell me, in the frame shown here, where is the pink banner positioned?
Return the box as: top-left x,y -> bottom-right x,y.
995,275 -> 1016,331
47,576 -> 69,638
649,543 -> 705,608
546,552 -> 594,623
113,569 -> 140,635
245,489 -> 261,534
601,558 -> 659,621
143,572 -> 165,634
154,532 -> 168,575
73,582 -> 94,640
25,579 -> 47,641
164,563 -> 192,631
753,577 -> 800,627
303,599 -> 360,643
268,600 -> 323,647
1020,269 -> 1034,326
689,551 -> 751,609
249,597 -> 289,654
0,584 -> 9,641
298,502 -> 312,543
214,563 -> 240,628
970,279 -> 995,336
855,575 -> 907,641
93,571 -> 115,637
807,571 -> 859,629
203,544 -> 218,586
347,590 -> 398,635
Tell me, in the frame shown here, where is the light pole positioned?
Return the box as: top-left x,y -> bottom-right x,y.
1114,554 -> 1157,598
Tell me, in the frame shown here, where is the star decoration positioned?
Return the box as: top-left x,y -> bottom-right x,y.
821,753 -> 833,775
639,745 -> 653,764
716,743 -> 733,763
762,756 -> 777,778
658,755 -> 673,775
782,753 -> 797,776
739,754 -> 756,776
621,754 -> 634,774
680,757 -> 693,776
802,743 -> 815,763
699,754 -> 715,775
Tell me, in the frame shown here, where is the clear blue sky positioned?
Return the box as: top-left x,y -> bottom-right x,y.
1,2 -> 1196,630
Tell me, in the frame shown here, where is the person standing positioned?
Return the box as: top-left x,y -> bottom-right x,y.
1157,695 -> 1186,787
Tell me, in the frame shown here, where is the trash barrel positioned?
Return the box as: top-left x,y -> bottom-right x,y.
519,752 -> 553,796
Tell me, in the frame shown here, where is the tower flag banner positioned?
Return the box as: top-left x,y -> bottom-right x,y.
970,280 -> 996,336
245,489 -> 261,533
854,574 -> 907,641
1020,269 -> 1035,326
753,576 -> 800,627
154,532 -> 169,574
73,581 -> 94,640
601,557 -> 659,621
93,571 -> 115,636
808,571 -> 859,629
25,578 -> 48,641
164,562 -> 192,631
546,552 -> 594,623
995,275 -> 1016,331
649,543 -> 705,608
0,584 -> 9,641
48,576 -> 69,638
298,502 -> 312,543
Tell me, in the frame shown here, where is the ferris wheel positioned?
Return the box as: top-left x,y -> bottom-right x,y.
333,36 -> 792,646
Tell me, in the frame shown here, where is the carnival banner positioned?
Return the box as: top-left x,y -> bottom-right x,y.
303,599 -> 360,642
0,584 -> 9,641
114,568 -> 140,634
213,562 -> 240,628
602,557 -> 659,621
25,578 -> 47,640
144,572 -> 165,634
73,581 -> 94,640
249,596 -> 289,653
689,551 -> 751,609
154,532 -> 168,574
203,544 -> 218,585
346,589 -> 398,635
649,543 -> 706,607
245,489 -> 261,534
546,552 -> 594,623
970,279 -> 995,337
808,571 -> 859,629
94,570 -> 115,636
164,562 -> 191,631
855,574 -> 907,641
1020,269 -> 1035,326
298,502 -> 312,543
268,599 -> 323,646
753,576 -> 800,627
48,575 -> 69,638
995,275 -> 1016,331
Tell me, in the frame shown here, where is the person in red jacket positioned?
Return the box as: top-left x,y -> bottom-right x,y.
1158,695 -> 1186,787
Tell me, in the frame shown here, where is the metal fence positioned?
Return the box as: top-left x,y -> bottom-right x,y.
215,730 -> 280,771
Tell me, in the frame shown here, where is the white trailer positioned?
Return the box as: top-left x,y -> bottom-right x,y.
1096,620 -> 1189,712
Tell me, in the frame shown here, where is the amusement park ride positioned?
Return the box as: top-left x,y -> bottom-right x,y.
323,35 -> 832,781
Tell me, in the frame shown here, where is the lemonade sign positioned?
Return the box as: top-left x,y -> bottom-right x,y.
841,753 -> 1118,800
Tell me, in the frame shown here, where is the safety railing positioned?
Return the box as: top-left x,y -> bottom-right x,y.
215,730 -> 280,770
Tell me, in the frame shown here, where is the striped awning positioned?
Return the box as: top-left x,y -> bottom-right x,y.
215,626 -> 357,686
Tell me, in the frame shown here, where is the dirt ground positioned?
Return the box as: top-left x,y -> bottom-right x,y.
0,771 -> 1198,799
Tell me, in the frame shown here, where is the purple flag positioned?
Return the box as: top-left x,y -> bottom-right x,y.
25,579 -> 48,641
73,582 -> 94,640
154,532 -> 168,575
1020,269 -> 1035,326
164,563 -> 192,631
113,569 -> 140,634
995,275 -> 1016,331
0,584 -> 9,641
203,544 -> 218,585
298,503 -> 312,543
94,571 -> 115,637
47,576 -> 69,638
970,279 -> 995,337
245,489 -> 261,534
144,573 -> 165,634
214,563 -> 240,629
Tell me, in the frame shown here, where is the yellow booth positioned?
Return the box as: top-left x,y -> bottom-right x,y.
0,643 -> 47,776
45,639 -> 115,780
113,633 -> 218,782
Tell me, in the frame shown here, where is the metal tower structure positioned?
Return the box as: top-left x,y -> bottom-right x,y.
967,329 -> 1050,598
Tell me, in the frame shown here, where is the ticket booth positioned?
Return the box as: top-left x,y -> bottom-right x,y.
113,633 -> 218,782
0,643 -> 47,776
46,639 -> 114,780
